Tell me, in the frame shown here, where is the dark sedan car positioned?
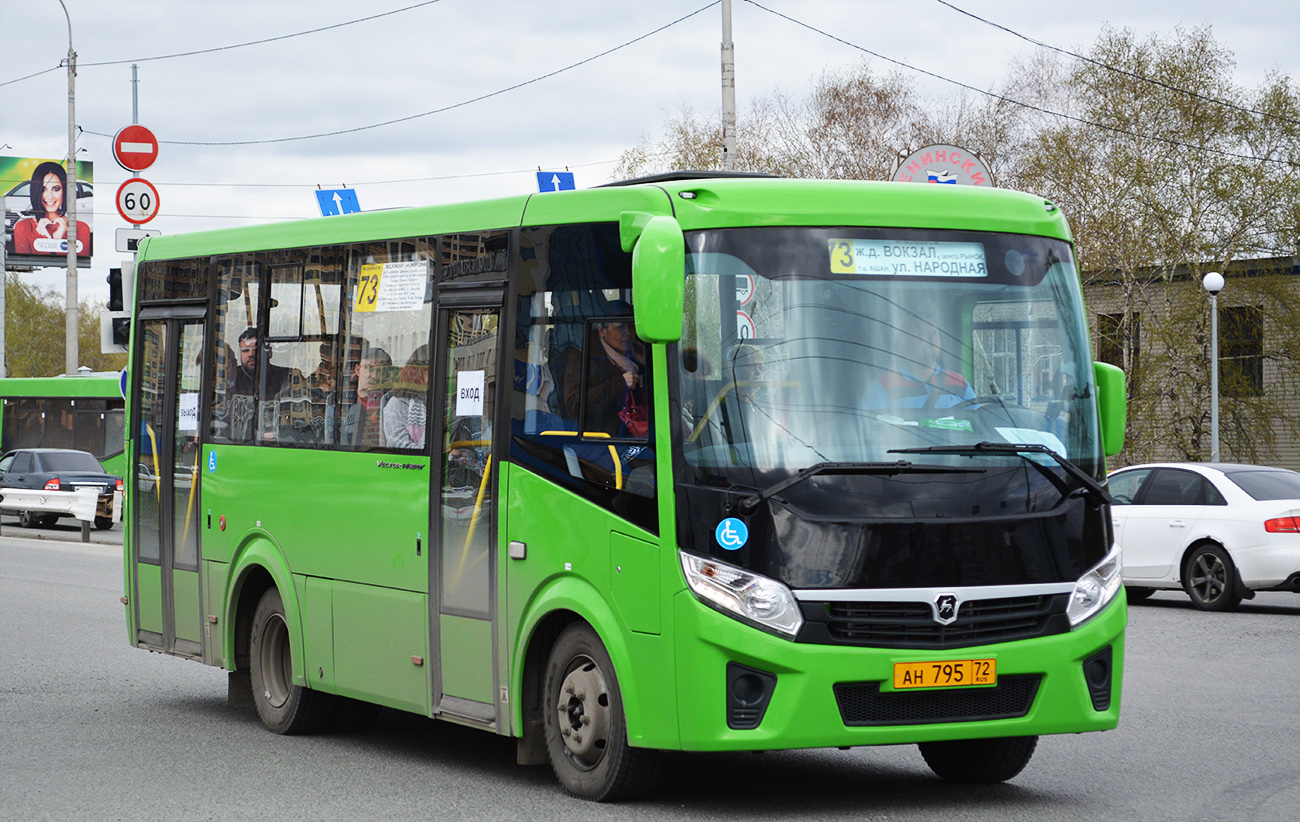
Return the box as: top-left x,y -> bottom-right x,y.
0,448 -> 122,530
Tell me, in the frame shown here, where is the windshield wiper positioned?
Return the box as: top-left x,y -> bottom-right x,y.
888,442 -> 1112,506
737,460 -> 984,514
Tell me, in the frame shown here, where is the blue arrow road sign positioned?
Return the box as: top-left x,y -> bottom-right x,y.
536,171 -> 576,192
316,188 -> 361,216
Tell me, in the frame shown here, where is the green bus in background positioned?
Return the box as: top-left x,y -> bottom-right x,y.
0,373 -> 126,476
122,173 -> 1128,801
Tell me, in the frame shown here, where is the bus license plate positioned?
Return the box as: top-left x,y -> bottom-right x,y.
893,659 -> 996,689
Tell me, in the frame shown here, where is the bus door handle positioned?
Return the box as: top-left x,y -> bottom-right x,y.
1169,520 -> 1186,528
509,541 -> 527,560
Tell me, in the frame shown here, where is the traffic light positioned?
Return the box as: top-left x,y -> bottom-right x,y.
111,317 -> 131,348
107,268 -> 123,311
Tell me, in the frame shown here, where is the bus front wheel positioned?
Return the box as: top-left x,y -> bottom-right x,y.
541,623 -> 661,801
918,736 -> 1038,783
249,587 -> 331,735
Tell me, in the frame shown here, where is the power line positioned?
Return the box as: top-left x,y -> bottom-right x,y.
80,1 -> 720,147
0,1 -> 444,87
82,0 -> 446,67
744,0 -> 1298,168
934,0 -> 1299,127
0,66 -> 62,88
116,155 -> 624,189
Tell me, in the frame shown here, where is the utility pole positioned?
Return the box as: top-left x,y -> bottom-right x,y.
1,236 -> 6,378
721,0 -> 737,171
60,0 -> 79,376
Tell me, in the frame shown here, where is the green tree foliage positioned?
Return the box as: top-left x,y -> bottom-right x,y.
616,26 -> 1300,466
1018,26 -> 1300,465
3,274 -> 127,377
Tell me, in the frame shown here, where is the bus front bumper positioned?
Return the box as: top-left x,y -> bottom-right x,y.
669,590 -> 1125,751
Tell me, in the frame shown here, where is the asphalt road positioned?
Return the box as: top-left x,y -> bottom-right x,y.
1,534 -> 1296,821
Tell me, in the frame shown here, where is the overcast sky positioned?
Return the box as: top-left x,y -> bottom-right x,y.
1,0 -> 1297,306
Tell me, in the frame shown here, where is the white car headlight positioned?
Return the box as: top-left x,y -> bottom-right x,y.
680,551 -> 804,639
1067,544 -> 1124,626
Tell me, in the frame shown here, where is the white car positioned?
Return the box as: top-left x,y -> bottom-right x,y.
1108,462 -> 1300,611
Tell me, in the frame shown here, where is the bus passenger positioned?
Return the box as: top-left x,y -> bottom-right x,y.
384,346 -> 429,450
226,327 -> 292,442
233,326 -> 290,397
341,347 -> 392,447
567,318 -> 647,438
864,325 -> 974,410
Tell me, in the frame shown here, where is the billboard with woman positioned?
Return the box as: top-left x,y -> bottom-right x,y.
2,155 -> 94,268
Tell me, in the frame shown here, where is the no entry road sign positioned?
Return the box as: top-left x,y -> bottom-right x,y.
113,125 -> 159,172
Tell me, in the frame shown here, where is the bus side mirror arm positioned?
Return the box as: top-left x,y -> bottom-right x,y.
622,211 -> 685,344
1093,361 -> 1126,458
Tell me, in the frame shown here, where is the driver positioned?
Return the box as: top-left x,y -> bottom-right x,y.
864,324 -> 974,410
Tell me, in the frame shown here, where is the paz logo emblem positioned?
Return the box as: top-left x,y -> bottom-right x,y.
933,593 -> 960,626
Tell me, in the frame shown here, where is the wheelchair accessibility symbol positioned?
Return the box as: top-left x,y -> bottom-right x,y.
715,517 -> 749,551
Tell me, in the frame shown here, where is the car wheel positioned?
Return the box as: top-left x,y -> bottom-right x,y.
18,510 -> 42,528
94,516 -> 113,531
542,623 -> 661,801
919,736 -> 1038,783
1125,586 -> 1155,603
249,587 -> 332,734
1182,543 -> 1243,612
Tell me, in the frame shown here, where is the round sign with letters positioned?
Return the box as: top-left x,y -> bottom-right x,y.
112,125 -> 159,172
116,178 -> 160,225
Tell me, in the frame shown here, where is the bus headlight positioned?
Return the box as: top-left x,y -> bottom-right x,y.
680,552 -> 804,639
1067,544 -> 1123,627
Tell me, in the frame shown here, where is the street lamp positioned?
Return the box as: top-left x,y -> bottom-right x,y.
1202,271 -> 1225,462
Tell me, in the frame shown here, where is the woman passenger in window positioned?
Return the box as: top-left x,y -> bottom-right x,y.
567,312 -> 648,439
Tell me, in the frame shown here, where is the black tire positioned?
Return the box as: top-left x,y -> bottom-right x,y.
94,516 -> 114,531
1182,543 -> 1243,612
1125,586 -> 1155,603
919,736 -> 1038,783
249,587 -> 332,734
542,623 -> 661,801
18,510 -> 42,529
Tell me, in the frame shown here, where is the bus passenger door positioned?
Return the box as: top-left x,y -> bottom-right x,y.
432,296 -> 502,726
130,311 -> 206,658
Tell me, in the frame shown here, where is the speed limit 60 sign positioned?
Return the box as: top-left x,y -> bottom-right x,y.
116,178 -> 160,224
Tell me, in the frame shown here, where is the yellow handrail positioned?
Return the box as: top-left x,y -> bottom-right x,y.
455,454 -> 493,584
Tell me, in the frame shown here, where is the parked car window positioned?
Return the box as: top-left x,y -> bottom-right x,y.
11,452 -> 32,473
1223,469 -> 1300,501
1107,468 -> 1151,505
39,451 -> 103,472
0,454 -> 12,472
1142,468 -> 1209,506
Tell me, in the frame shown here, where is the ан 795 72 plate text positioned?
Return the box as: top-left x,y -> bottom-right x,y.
893,659 -> 996,689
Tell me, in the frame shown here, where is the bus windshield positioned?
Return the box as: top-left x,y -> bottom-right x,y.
677,227 -> 1102,491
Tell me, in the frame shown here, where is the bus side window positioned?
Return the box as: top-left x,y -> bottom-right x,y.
210,256 -> 260,445
337,239 -> 434,452
510,223 -> 656,522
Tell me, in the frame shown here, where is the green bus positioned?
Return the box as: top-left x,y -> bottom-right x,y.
0,373 -> 127,477
122,173 -> 1127,800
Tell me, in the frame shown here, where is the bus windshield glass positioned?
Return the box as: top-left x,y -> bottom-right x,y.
677,226 -> 1102,488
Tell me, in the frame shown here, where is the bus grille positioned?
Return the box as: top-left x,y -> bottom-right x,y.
815,594 -> 1067,649
833,675 -> 1041,726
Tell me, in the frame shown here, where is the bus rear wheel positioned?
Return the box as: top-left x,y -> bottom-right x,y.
541,623 -> 660,801
919,736 -> 1038,783
249,587 -> 331,735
